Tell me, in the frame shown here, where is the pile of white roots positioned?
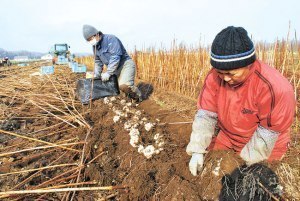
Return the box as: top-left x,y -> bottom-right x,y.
103,97 -> 165,159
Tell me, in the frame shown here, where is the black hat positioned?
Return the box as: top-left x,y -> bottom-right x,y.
210,26 -> 256,70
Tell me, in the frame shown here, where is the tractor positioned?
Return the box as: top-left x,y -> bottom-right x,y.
50,44 -> 72,65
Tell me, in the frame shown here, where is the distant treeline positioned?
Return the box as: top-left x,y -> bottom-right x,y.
0,48 -> 44,59
0,48 -> 92,59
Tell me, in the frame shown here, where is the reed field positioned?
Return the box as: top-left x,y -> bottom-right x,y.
76,37 -> 300,131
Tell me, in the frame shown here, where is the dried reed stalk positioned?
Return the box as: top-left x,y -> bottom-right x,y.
0,129 -> 80,152
0,163 -> 78,177
0,142 -> 84,157
0,186 -> 126,196
70,129 -> 92,200
12,151 -> 69,190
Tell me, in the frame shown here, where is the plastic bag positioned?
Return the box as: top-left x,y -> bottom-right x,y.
76,75 -> 120,104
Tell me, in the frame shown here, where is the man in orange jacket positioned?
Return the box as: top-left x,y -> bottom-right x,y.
186,26 -> 296,176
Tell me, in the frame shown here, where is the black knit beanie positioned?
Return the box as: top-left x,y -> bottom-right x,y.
210,26 -> 256,70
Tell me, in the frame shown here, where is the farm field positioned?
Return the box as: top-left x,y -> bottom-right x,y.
0,39 -> 299,200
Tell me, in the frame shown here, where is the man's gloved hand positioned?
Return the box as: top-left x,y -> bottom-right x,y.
189,153 -> 204,176
101,72 -> 111,82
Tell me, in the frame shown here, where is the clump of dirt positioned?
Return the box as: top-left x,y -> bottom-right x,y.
122,168 -> 156,200
159,175 -> 201,200
0,119 -> 21,131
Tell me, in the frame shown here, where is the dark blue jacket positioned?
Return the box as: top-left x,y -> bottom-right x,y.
93,34 -> 131,74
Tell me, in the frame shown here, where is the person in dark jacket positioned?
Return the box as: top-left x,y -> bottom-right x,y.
82,24 -> 142,101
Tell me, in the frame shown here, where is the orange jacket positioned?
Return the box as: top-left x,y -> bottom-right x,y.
198,60 -> 296,153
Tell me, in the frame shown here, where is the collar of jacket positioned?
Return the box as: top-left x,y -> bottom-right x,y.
95,34 -> 105,50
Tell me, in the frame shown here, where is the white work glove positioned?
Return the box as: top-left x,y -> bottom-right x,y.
240,125 -> 278,166
189,153 -> 204,176
101,72 -> 111,82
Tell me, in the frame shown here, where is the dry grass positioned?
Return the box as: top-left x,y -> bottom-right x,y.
0,64 -> 94,200
76,37 -> 300,127
0,65 -> 89,128
275,163 -> 300,199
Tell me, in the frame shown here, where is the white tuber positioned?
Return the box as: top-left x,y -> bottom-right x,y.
212,167 -> 221,176
144,122 -> 154,131
212,158 -> 222,176
132,123 -> 139,128
122,106 -> 130,113
132,115 -> 140,121
154,133 -> 161,140
129,128 -> 140,137
120,99 -> 126,105
124,121 -> 132,131
135,110 -> 142,116
130,135 -> 139,147
110,97 -> 116,102
115,110 -> 125,117
113,115 -> 120,123
157,141 -> 165,147
137,145 -> 144,153
143,145 -> 155,159
103,97 -> 109,104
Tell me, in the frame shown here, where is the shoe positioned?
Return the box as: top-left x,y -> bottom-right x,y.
119,84 -> 143,102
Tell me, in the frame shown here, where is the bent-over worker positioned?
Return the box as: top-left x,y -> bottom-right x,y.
186,26 -> 296,176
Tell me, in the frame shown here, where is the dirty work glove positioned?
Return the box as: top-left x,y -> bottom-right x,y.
101,72 -> 111,82
189,153 -> 204,176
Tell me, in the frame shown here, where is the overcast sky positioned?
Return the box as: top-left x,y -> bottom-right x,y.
0,0 -> 299,53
